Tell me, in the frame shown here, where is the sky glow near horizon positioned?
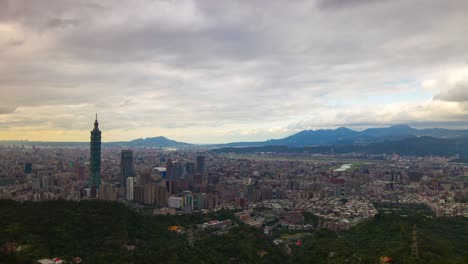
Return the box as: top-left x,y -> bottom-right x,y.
0,0 -> 468,143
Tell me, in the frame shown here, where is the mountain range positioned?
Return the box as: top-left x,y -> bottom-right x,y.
107,136 -> 193,148
214,124 -> 468,147
210,125 -> 468,157
3,125 -> 468,150
211,136 -> 468,158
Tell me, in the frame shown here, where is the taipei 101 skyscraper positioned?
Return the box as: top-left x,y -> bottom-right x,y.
89,114 -> 102,192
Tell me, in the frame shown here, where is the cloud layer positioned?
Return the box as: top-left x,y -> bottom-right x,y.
0,0 -> 468,143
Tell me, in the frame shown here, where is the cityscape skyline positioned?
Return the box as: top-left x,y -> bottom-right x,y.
0,1 -> 467,263
0,0 -> 468,143
1,116 -> 466,262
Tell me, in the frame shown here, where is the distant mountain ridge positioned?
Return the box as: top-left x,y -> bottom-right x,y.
218,125 -> 468,147
211,136 -> 468,158
2,125 -> 468,149
108,136 -> 192,148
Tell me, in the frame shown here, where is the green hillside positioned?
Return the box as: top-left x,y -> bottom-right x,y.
292,213 -> 467,263
0,200 -> 466,263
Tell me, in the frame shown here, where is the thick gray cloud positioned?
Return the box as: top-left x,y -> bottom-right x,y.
434,82 -> 468,102
316,0 -> 376,9
0,106 -> 16,115
0,0 -> 468,142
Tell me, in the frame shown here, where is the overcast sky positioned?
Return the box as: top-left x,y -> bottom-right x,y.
1,0 -> 468,143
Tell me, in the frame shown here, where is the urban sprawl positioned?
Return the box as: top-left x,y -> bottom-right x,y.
1,118 -> 467,241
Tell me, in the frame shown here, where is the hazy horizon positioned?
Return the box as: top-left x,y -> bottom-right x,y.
1,123 -> 467,145
1,0 -> 468,143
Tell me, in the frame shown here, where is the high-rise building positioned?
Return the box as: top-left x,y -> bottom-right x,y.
142,183 -> 168,206
134,185 -> 145,204
183,190 -> 193,211
24,163 -> 32,174
172,162 -> 185,180
169,180 -> 180,194
166,158 -> 173,179
186,162 -> 195,187
186,162 -> 195,174
89,114 -> 102,191
139,173 -> 151,185
144,183 -> 156,205
196,156 -> 205,176
126,177 -> 135,201
194,193 -> 206,210
41,175 -> 50,191
99,182 -> 118,201
121,150 -> 134,188
155,185 -> 168,208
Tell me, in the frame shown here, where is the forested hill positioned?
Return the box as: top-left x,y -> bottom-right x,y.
0,200 -> 283,264
1,200 -> 467,263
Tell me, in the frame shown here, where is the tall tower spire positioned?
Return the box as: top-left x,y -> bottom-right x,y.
94,113 -> 99,129
90,114 -> 102,195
